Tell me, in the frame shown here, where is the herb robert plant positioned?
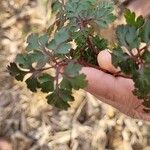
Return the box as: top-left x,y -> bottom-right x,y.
8,0 -> 150,112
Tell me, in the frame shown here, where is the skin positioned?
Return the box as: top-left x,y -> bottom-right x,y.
81,50 -> 150,122
0,139 -> 12,150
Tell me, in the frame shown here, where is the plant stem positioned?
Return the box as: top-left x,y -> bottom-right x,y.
86,37 -> 99,55
78,59 -> 131,79
55,65 -> 60,90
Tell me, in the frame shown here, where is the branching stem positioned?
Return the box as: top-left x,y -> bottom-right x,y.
78,59 -> 131,79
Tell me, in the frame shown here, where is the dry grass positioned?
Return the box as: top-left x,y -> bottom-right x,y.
0,0 -> 150,150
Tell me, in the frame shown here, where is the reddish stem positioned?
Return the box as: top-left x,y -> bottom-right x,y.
55,65 -> 60,90
78,59 -> 131,79
87,37 -> 99,55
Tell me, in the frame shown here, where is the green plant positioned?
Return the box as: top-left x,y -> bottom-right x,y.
8,0 -> 150,112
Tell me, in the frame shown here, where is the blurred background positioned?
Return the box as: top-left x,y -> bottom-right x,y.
0,0 -> 150,150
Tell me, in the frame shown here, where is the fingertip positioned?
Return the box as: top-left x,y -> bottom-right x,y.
97,50 -> 120,73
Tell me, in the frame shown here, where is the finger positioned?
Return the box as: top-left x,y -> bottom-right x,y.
81,67 -> 135,105
0,139 -> 12,150
81,67 -> 117,99
97,50 -> 120,73
81,67 -> 150,121
128,109 -> 150,122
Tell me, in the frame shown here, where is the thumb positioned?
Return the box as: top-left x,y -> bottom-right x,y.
97,50 -> 120,73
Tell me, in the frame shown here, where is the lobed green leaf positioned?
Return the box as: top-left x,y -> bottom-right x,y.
140,20 -> 150,44
64,62 -> 82,77
7,63 -> 27,81
47,27 -> 71,54
116,25 -> 140,49
124,9 -> 145,29
38,74 -> 54,93
26,34 -> 49,51
16,51 -> 48,69
46,89 -> 74,110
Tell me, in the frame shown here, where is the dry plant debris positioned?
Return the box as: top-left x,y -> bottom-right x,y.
0,0 -> 150,150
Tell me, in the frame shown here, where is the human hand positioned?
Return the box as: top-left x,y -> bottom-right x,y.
81,50 -> 150,121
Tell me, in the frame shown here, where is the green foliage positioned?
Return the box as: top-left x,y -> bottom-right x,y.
8,1 -> 150,112
112,47 -> 138,75
112,10 -> 150,110
134,68 -> 150,94
47,27 -> 71,54
71,34 -> 108,65
16,51 -> 48,69
25,77 -> 39,92
27,34 -> 49,51
38,74 -> 54,93
61,74 -> 87,91
142,51 -> 150,63
7,63 -> 27,81
124,9 -> 145,29
116,25 -> 140,49
140,20 -> 150,44
70,74 -> 87,90
92,35 -> 108,51
51,0 -> 62,13
46,89 -> 74,110
82,48 -> 98,65
94,1 -> 116,27
65,0 -> 116,28
64,62 -> 82,77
